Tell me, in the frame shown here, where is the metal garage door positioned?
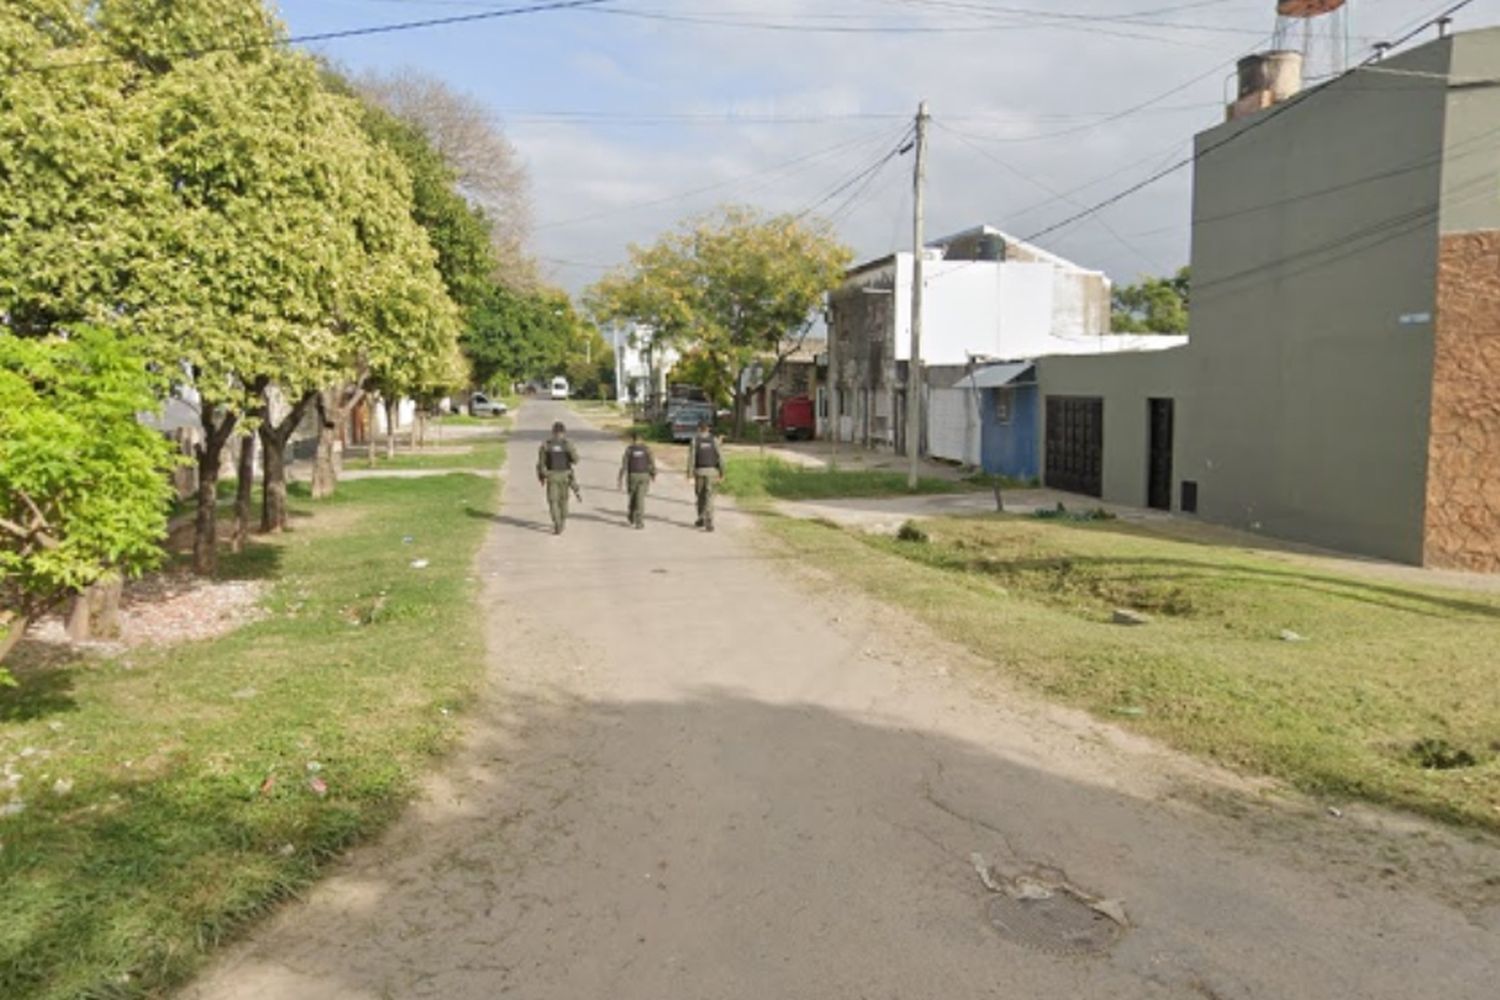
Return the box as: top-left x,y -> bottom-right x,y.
1045,395 -> 1103,497
928,388 -> 981,466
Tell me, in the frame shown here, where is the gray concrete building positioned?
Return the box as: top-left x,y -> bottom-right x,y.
1038,27 -> 1500,571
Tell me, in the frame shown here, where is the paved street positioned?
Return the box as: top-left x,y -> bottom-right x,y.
186,401 -> 1500,999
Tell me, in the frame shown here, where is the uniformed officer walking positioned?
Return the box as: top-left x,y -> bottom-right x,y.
617,431 -> 657,529
685,418 -> 724,532
536,421 -> 580,534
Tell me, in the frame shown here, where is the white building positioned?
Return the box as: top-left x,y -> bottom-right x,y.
610,322 -> 679,405
825,225 -> 1185,457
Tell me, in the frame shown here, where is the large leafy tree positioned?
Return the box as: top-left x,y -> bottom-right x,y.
465,284 -> 592,391
356,68 -> 534,287
3,1 -> 463,570
1112,267 -> 1190,334
588,206 -> 850,431
0,330 -> 174,670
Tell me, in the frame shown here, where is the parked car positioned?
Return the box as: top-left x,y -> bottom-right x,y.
778,395 -> 816,441
469,392 -> 508,418
669,402 -> 716,442
550,376 -> 570,400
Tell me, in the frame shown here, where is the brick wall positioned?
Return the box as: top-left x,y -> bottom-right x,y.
1425,231 -> 1500,571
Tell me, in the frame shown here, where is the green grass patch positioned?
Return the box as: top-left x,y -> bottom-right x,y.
359,433 -> 508,472
0,472 -> 499,998
721,456 -> 980,502
767,513 -> 1500,830
436,413 -> 505,427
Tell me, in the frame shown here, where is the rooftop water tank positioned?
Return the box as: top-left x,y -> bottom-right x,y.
1276,0 -> 1345,16
1228,50 -> 1304,120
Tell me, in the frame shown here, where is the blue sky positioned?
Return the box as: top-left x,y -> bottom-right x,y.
274,1 -> 1500,293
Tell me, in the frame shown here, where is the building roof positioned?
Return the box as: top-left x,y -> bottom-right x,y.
840,223 -> 1099,279
929,224 -> 1094,273
953,362 -> 1036,389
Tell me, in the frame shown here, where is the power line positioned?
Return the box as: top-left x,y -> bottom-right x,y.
933,120 -> 1167,273
1020,1 -> 1481,244
9,0 -> 615,75
795,126 -> 917,221
533,125 -> 903,232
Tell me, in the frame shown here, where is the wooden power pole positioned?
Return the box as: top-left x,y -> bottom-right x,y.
906,100 -> 930,489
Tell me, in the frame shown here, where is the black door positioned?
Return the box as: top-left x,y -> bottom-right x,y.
1147,398 -> 1174,511
1045,396 -> 1104,497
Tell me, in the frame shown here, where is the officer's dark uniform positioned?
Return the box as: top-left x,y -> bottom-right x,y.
685,429 -> 724,531
617,441 -> 657,528
536,433 -> 580,534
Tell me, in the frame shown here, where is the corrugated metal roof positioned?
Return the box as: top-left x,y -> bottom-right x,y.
953,362 -> 1035,390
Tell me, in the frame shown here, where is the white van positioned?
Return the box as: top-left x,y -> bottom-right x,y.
550,376 -> 570,400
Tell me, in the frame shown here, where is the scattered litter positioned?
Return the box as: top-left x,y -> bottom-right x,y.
305,761 -> 322,774
308,776 -> 328,798
231,687 -> 258,701
1279,629 -> 1307,643
19,747 -> 36,759
277,843 -> 296,857
51,778 -> 73,797
410,559 -> 430,570
258,774 -> 276,797
402,536 -> 415,544
1090,899 -> 1130,926
1,800 -> 25,818
1112,609 -> 1151,626
46,721 -> 63,733
1011,877 -> 1054,901
971,852 -> 1005,893
1113,706 -> 1147,717
1327,806 -> 1343,819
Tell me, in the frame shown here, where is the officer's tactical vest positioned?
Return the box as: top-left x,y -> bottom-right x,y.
694,437 -> 720,470
627,445 -> 651,474
545,441 -> 571,471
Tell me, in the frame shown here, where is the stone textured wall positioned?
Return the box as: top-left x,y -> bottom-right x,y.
1425,231 -> 1500,571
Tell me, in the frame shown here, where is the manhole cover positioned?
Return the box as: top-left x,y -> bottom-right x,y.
986,892 -> 1123,955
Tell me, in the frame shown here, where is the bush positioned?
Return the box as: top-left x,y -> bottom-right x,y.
896,520 -> 929,543
0,329 -> 174,669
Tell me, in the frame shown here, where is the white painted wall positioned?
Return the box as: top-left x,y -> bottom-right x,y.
882,252 -> 1131,365
372,398 -> 418,434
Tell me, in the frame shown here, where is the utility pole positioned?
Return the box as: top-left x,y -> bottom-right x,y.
906,100 -> 930,489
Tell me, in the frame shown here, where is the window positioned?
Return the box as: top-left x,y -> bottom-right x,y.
817,387 -> 829,419
995,387 -> 1015,425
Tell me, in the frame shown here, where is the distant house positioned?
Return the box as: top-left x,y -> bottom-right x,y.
824,225 -> 1184,462
610,322 -> 678,406
741,338 -> 825,426
1032,27 -> 1500,571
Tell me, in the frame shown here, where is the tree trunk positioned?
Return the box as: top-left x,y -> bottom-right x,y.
193,447 -> 222,575
385,397 -> 397,459
0,613 -> 28,665
233,432 -> 255,553
732,384 -> 747,440
312,388 -> 341,500
66,592 -> 91,642
193,403 -> 236,576
260,432 -> 289,533
260,390 -> 315,533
